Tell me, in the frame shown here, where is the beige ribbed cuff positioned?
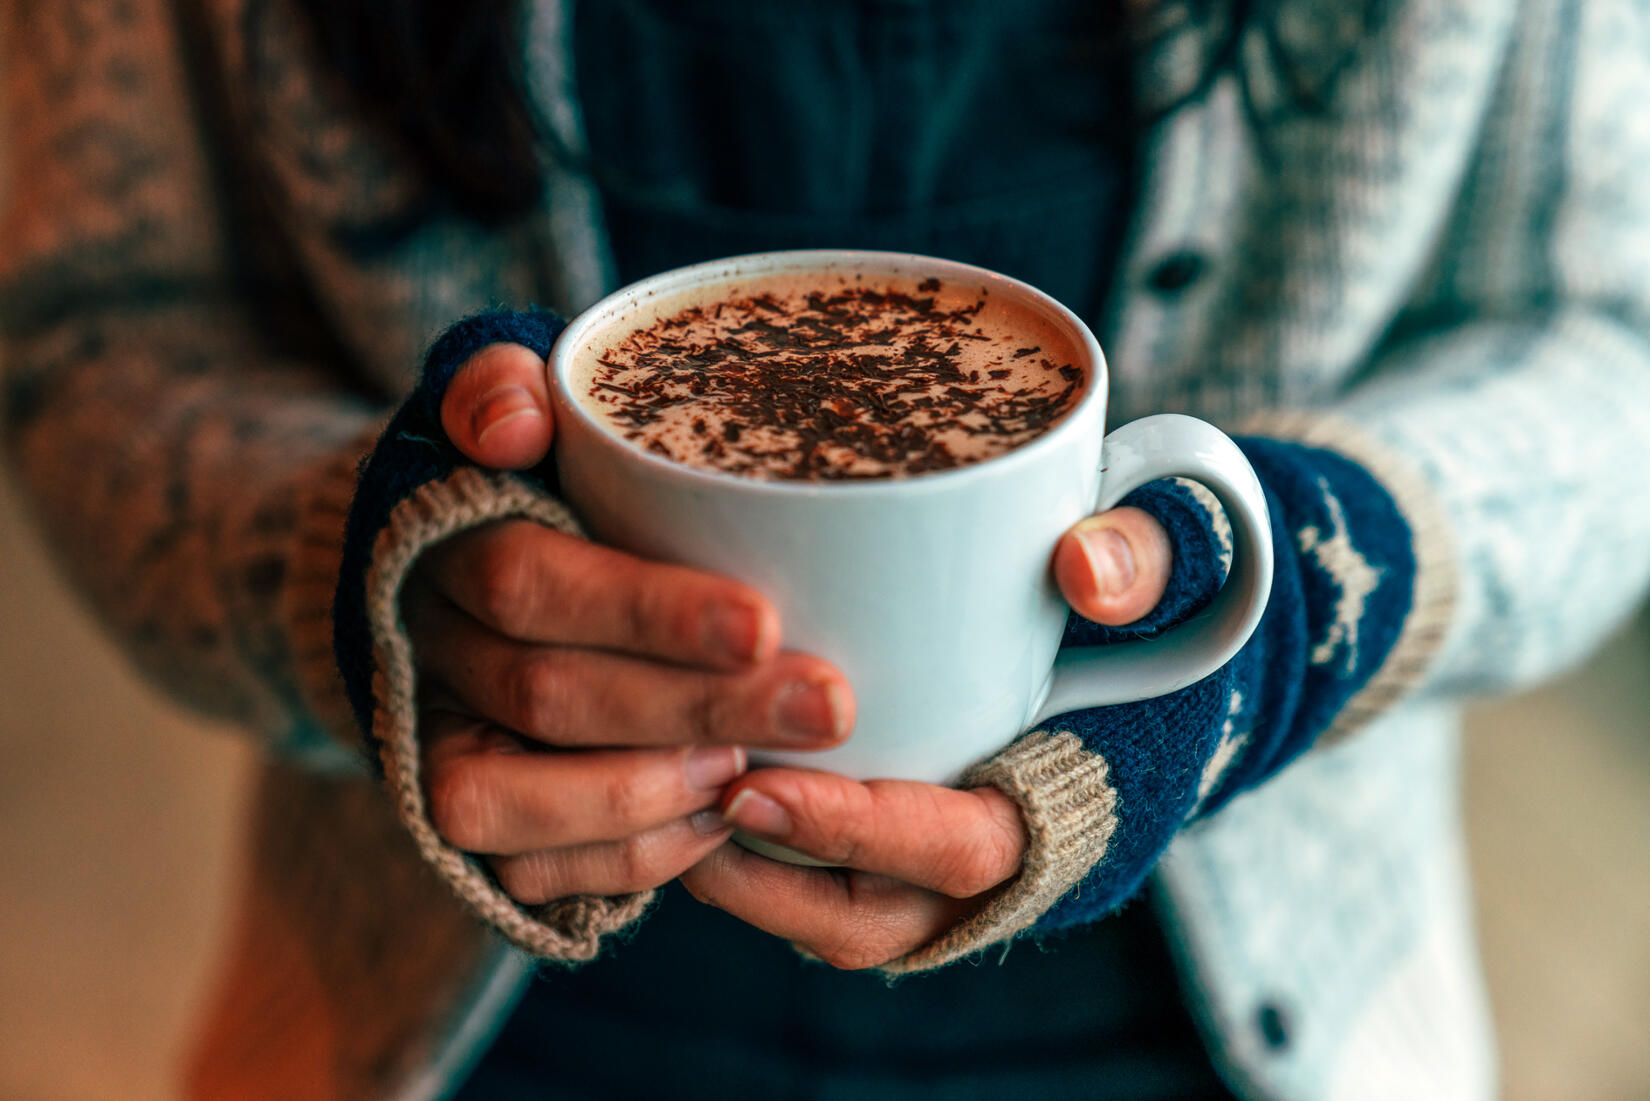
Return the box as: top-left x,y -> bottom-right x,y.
1239,410 -> 1460,742
363,466 -> 653,960
881,730 -> 1118,974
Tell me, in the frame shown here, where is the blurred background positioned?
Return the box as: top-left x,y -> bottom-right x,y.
3,453 -> 1648,1101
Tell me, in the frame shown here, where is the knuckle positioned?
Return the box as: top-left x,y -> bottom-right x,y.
511,657 -> 572,740
426,762 -> 495,852
599,767 -> 655,834
797,784 -> 868,865
614,835 -> 650,887
933,833 -> 1018,899
472,537 -> 534,635
620,578 -> 652,650
664,584 -> 709,656
670,666 -> 739,744
543,557 -> 606,637
619,570 -> 671,652
685,682 -> 722,744
617,567 -> 703,657
613,831 -> 675,891
494,853 -> 558,906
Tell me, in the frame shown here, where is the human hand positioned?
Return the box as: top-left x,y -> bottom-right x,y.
407,343 -> 855,904
679,503 -> 1174,969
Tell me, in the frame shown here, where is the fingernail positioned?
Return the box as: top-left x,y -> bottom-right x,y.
725,790 -> 791,836
690,808 -> 730,836
1075,523 -> 1136,597
774,679 -> 847,744
473,384 -> 540,444
703,602 -> 759,664
685,746 -> 747,791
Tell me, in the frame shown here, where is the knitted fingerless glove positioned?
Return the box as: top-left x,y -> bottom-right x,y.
334,312 -> 1441,969
335,307 -> 565,752
334,308 -> 655,962
887,439 -> 1437,971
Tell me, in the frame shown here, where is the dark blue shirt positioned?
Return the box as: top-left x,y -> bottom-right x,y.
572,0 -> 1135,323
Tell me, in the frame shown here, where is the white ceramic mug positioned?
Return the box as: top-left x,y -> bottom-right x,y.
549,250 -> 1273,796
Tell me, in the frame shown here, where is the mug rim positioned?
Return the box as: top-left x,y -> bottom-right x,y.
549,249 -> 1108,498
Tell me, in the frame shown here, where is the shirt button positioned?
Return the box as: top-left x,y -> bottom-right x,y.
1146,250 -> 1208,295
1256,1001 -> 1291,1052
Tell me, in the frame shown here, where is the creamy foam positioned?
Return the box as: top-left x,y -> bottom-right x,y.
571,270 -> 1085,480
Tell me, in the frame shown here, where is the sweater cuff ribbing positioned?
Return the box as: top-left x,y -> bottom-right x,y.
1238,410 -> 1459,743
880,730 -> 1117,974
364,466 -> 653,960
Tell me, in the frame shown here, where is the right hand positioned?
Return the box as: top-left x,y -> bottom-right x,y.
403,343 -> 855,904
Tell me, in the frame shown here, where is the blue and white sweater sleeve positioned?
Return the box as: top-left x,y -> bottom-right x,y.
888,0 -> 1650,971
888,436 -> 1448,972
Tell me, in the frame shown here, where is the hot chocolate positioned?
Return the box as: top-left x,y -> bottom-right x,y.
570,271 -> 1085,481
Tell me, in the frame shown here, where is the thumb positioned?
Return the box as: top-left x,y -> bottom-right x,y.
1053,506 -> 1172,627
439,342 -> 555,469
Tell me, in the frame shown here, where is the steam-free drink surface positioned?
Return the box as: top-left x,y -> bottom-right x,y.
572,271 -> 1086,480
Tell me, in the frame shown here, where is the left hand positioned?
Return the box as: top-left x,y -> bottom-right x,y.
679,506 -> 1173,968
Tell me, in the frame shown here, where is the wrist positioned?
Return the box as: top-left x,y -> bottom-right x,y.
1237,410 -> 1458,742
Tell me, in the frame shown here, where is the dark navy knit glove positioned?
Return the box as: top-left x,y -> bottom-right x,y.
333,307 -> 689,962
1017,440 -> 1420,936
334,307 -> 566,761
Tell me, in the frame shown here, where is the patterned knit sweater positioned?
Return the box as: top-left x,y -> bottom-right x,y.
5,1 -> 1650,1099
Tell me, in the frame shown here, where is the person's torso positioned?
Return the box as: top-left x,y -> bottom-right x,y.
457,3 -> 1231,1094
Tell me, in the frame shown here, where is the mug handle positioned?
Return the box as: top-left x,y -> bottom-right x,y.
1029,414 -> 1274,725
